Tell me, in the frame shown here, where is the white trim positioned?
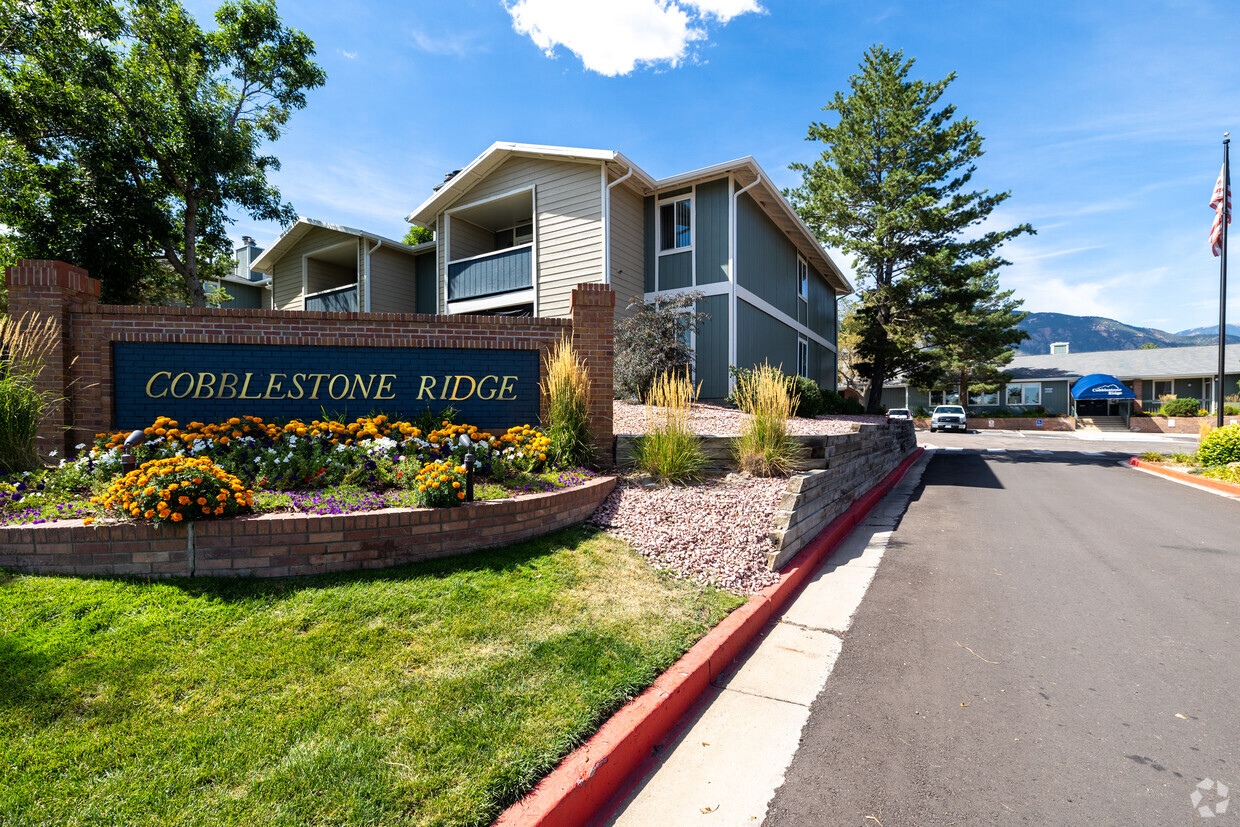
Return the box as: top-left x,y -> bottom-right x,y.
364,238 -> 382,312
797,336 -> 809,379
531,183 -> 539,317
447,242 -> 533,267
797,254 -> 808,303
444,184 -> 535,217
304,283 -> 358,300
736,285 -> 836,352
655,192 -> 694,257
600,164 -> 609,286
447,288 -> 535,315
644,281 -> 730,301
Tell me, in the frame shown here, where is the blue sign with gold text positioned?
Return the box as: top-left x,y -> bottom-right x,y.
113,342 -> 540,431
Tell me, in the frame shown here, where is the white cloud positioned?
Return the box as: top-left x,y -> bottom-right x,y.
339,49 -> 357,59
502,0 -> 761,76
409,28 -> 475,58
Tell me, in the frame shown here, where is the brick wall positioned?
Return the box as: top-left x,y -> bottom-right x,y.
0,476 -> 616,578
4,261 -> 615,461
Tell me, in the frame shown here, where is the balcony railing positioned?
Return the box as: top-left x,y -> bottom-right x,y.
448,245 -> 532,302
306,284 -> 358,313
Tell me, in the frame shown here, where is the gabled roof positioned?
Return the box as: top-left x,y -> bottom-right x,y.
405,142 -> 853,296
249,217 -> 433,275
1005,343 -> 1240,382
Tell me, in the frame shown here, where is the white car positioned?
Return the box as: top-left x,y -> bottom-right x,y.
929,405 -> 968,433
886,408 -> 912,422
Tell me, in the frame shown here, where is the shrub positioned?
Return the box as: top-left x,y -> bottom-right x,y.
0,314 -> 60,472
913,406 -> 929,418
410,460 -> 469,507
1139,451 -> 1166,462
820,388 -> 865,415
634,373 -> 705,483
1226,405 -> 1240,416
731,362 -> 803,477
541,338 -> 594,467
93,456 -> 252,523
1198,422 -> 1240,466
791,376 -> 823,418
615,293 -> 709,400
1160,397 -> 1201,417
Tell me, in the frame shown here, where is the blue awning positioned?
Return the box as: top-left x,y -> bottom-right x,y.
1071,374 -> 1135,400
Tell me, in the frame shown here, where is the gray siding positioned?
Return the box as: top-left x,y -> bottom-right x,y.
737,299 -> 799,377
695,178 -> 729,285
368,245 -> 420,313
810,341 -> 836,392
1042,380 -> 1070,415
659,250 -> 692,290
696,294 -> 729,400
609,181 -> 645,318
306,258 -> 354,295
415,251 -> 437,314
736,192 -> 798,318
882,387 -> 909,410
217,282 -> 264,309
807,263 -> 836,343
1174,377 -> 1206,402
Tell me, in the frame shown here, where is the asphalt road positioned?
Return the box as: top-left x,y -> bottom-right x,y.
764,439 -> 1239,826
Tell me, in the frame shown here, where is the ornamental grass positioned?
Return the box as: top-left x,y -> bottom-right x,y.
92,456 -> 252,524
541,338 -> 594,468
731,361 -> 803,477
635,373 -> 705,483
0,314 -> 60,472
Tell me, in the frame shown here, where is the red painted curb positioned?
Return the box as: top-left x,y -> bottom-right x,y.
1127,457 -> 1240,497
493,446 -> 926,827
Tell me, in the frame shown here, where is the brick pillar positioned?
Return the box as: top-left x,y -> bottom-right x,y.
570,283 -> 615,467
4,260 -> 101,458
1132,378 -> 1144,412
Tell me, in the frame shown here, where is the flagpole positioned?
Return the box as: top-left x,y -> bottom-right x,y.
1219,133 -> 1230,429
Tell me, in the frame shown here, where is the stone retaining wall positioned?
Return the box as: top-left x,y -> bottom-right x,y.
0,477 -> 615,579
768,422 -> 917,569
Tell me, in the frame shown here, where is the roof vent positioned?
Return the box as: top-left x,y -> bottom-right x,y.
432,169 -> 463,193
1050,341 -> 1069,355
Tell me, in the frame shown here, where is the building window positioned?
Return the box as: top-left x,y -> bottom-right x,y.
797,338 -> 809,379
929,389 -> 960,406
658,197 -> 692,253
1153,380 -> 1173,399
797,256 -> 808,302
1005,383 -> 1041,405
969,389 -> 1000,406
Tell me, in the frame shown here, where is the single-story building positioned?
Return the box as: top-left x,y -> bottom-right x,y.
882,343 -> 1240,420
252,142 -> 853,400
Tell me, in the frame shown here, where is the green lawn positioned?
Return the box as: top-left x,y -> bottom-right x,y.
0,527 -> 743,826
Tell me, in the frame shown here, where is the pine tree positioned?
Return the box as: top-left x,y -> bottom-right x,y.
791,45 -> 1032,412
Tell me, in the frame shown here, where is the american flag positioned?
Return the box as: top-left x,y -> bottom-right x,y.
1210,161 -> 1231,257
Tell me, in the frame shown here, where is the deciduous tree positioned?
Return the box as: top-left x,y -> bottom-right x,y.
0,0 -> 325,305
791,45 -> 1032,413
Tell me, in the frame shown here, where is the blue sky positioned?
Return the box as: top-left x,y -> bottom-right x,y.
201,0 -> 1239,334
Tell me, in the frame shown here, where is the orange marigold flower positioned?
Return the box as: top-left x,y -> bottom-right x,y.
171,513 -> 183,522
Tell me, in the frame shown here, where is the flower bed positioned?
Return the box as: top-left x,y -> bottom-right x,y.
0,413 -> 610,577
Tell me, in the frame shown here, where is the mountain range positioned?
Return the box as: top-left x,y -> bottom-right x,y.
1015,313 -> 1240,356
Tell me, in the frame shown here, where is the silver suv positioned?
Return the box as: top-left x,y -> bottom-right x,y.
929,405 -> 968,433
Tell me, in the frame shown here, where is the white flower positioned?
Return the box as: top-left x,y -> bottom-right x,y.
49,450 -> 58,457
75,443 -> 86,450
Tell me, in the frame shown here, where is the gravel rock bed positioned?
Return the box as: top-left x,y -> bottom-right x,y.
589,475 -> 786,594
613,400 -> 885,436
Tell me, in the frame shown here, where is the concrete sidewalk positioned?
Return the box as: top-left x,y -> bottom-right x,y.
598,452 -> 932,826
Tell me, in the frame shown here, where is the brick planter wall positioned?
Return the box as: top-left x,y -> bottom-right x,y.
768,422 -> 917,569
0,477 -> 616,579
1129,416 -> 1240,434
912,416 -> 1075,432
3,260 -> 615,464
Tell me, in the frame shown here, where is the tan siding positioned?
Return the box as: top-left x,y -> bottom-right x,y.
368,246 -> 419,313
448,218 -> 492,261
306,258 -> 353,294
609,181 -> 645,320
438,214 -> 447,313
434,156 -> 604,318
271,228 -> 359,310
